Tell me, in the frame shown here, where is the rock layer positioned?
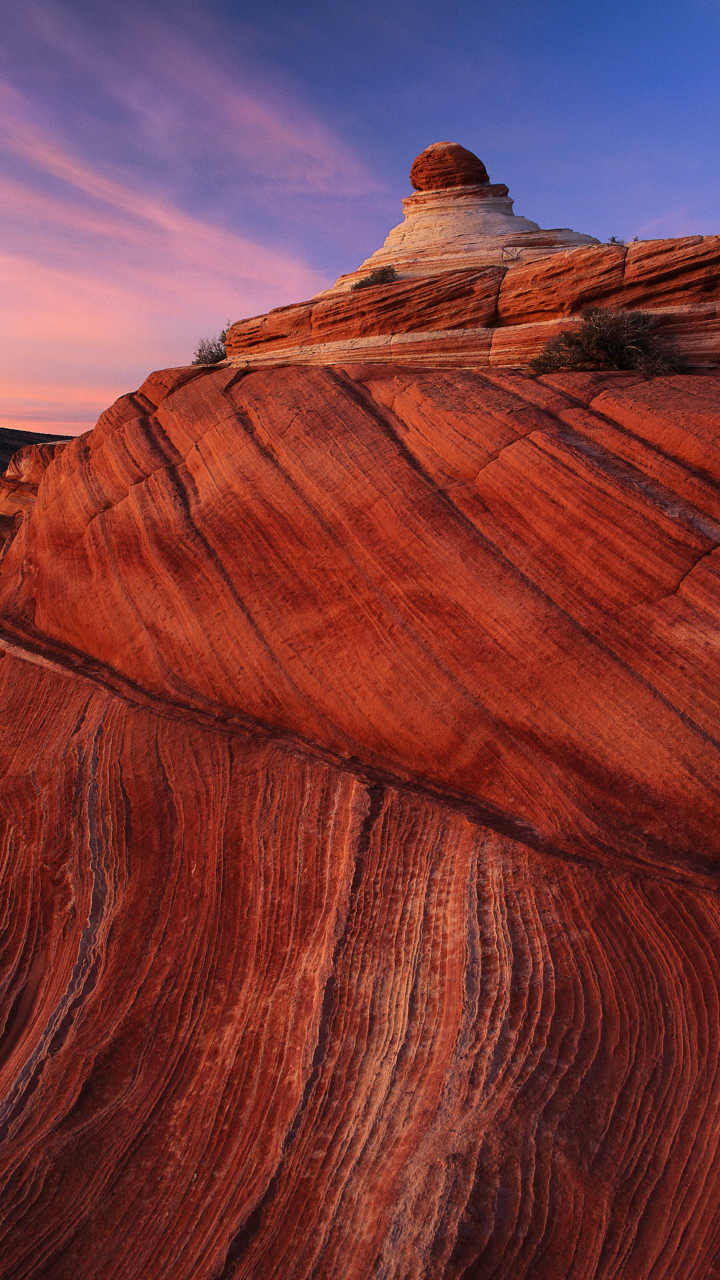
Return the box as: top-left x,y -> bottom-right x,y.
1,353 -> 720,1278
226,236 -> 720,370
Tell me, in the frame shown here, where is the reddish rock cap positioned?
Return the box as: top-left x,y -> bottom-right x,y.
410,141 -> 490,191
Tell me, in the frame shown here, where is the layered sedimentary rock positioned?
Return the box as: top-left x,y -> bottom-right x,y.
332,142 -> 597,289
2,358 -> 720,1279
410,141 -> 491,190
227,235 -> 720,370
223,144 -> 719,371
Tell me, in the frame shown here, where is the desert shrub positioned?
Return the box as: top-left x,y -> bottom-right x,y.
192,326 -> 228,365
530,306 -> 682,378
351,265 -> 398,290
607,235 -> 627,246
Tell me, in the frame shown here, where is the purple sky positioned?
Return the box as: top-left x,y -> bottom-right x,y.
1,0 -> 719,434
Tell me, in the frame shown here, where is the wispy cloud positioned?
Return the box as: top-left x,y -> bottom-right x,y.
635,208 -> 698,239
0,0 -> 388,432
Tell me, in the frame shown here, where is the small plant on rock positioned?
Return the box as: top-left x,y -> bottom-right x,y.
351,265 -> 398,290
192,326 -> 229,365
530,306 -> 682,378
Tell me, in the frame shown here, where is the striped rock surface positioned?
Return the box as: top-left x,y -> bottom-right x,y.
226,237 -> 720,371
1,363 -> 720,1279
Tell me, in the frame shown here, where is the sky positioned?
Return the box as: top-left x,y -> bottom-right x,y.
1,0 -> 719,435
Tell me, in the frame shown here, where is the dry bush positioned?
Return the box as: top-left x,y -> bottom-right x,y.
351,265 -> 398,290
192,327 -> 228,365
531,306 -> 682,378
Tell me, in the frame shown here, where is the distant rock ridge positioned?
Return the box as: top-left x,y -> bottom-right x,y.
0,426 -> 70,473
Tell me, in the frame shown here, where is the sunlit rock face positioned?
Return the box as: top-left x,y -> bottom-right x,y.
223,141 -> 720,374
409,140 -> 491,189
2,362 -> 720,1279
2,138 -> 720,1280
225,236 -> 720,371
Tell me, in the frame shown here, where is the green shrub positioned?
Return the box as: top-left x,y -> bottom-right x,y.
351,265 -> 398,290
192,326 -> 228,365
530,306 -> 682,378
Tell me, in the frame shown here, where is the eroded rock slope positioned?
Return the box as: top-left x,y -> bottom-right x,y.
1,362 -> 720,1279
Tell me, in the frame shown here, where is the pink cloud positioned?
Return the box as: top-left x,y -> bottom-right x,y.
0,0 -> 394,434
0,74 -> 355,432
635,207 -> 698,239
3,1 -> 385,198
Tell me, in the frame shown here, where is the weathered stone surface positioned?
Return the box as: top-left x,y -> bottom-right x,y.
410,141 -> 490,190
496,244 -> 627,323
332,143 -> 598,289
2,355 -> 720,1280
225,267 -> 506,357
496,236 -> 720,325
226,238 -> 720,371
623,234 -> 720,306
335,200 -> 596,289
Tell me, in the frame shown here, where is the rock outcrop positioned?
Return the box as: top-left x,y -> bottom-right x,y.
2,360 -> 720,1279
2,142 -> 720,1280
227,236 -> 720,370
224,144 -> 720,371
333,142 -> 598,288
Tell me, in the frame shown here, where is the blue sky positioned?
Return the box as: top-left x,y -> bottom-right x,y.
1,0 -> 718,431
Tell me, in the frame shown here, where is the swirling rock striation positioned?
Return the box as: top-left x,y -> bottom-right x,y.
1,357 -> 720,1278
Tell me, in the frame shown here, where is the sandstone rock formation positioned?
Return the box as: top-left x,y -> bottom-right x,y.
333,142 -> 597,288
224,142 -> 714,372
410,141 -> 490,190
227,236 -> 720,370
2,143 -> 720,1280
2,359 -> 720,1279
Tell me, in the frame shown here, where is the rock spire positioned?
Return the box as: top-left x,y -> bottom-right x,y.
332,141 -> 598,288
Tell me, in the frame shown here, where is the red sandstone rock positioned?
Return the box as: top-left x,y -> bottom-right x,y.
225,267 -> 506,357
623,234 -> 720,306
2,353 -> 720,1279
497,235 -> 720,325
496,243 -> 627,323
410,141 -> 490,191
225,237 -> 720,371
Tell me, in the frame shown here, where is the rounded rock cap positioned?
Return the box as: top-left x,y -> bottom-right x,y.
410,142 -> 490,191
